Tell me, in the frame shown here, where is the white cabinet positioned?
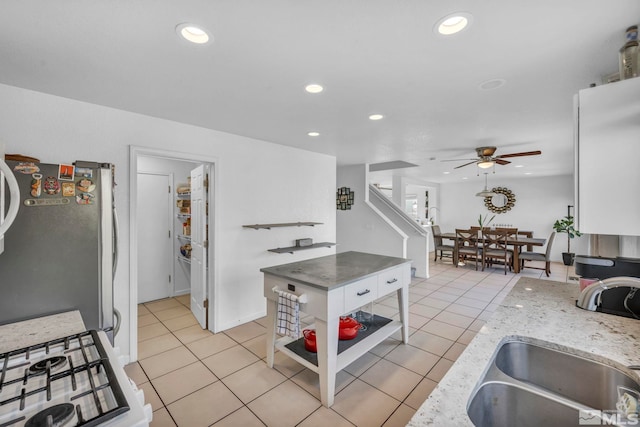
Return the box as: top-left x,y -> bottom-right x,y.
575,77 -> 640,236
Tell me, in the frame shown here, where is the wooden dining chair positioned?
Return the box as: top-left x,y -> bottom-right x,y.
520,232 -> 556,277
454,229 -> 482,270
432,225 -> 454,262
482,228 -> 513,275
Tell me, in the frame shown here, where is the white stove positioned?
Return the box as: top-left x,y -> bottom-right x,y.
0,330 -> 151,427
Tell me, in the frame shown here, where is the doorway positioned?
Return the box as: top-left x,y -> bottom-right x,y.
129,146 -> 217,362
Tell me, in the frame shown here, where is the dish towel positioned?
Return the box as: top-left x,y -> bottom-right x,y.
275,290 -> 301,339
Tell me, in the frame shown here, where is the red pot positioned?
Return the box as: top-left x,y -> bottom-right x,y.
303,329 -> 317,352
339,316 -> 359,329
338,318 -> 362,340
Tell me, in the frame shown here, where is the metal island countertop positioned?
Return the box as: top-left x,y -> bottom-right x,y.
260,251 -> 411,291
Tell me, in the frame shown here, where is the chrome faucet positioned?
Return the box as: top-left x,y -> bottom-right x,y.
576,276 -> 640,311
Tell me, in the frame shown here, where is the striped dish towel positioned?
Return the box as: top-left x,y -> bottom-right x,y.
275,290 -> 300,339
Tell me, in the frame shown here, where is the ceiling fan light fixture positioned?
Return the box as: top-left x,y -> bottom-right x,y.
477,160 -> 494,169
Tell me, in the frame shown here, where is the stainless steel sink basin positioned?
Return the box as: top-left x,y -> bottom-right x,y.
494,340 -> 639,410
467,382 -> 581,427
467,338 -> 640,427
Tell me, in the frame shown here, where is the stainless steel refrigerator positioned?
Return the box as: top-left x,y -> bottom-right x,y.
0,160 -> 117,342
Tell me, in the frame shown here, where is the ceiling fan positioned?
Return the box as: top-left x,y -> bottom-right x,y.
443,146 -> 542,170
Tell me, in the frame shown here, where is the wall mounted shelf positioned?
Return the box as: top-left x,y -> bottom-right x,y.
268,242 -> 336,254
243,222 -> 323,230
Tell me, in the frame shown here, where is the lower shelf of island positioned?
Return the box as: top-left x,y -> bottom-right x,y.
274,313 -> 401,373
268,242 -> 336,254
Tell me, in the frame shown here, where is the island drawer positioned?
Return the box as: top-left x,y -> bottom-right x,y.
377,265 -> 406,293
343,276 -> 378,313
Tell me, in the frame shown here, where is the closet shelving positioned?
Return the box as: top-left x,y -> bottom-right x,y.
176,189 -> 191,263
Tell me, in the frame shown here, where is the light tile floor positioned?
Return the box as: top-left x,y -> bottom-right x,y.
126,258 -> 575,427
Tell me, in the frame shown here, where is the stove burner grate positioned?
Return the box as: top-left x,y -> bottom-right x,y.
0,331 -> 131,427
25,403 -> 74,427
28,356 -> 67,374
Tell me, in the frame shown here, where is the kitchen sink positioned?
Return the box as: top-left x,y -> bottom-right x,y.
467,337 -> 640,427
467,382 -> 582,427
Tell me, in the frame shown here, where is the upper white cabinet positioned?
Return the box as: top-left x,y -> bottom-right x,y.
575,77 -> 640,236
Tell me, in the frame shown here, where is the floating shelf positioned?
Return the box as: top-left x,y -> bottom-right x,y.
243,222 -> 323,230
177,235 -> 191,240
177,192 -> 191,197
268,242 -> 336,254
177,255 -> 191,264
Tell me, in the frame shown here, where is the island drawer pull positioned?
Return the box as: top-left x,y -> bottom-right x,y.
386,278 -> 398,284
357,289 -> 371,296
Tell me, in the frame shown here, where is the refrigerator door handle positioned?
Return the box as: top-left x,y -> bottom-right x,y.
0,159 -> 20,251
113,206 -> 119,276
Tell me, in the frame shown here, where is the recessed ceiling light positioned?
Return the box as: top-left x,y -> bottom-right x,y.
514,164 -> 524,168
435,12 -> 473,36
462,177 -> 468,180
176,23 -> 211,44
479,78 -> 506,90
369,114 -> 384,121
307,131 -> 320,137
443,171 -> 450,175
524,172 -> 533,175
305,84 -> 324,94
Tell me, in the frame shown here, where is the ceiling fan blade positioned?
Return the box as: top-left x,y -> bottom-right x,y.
454,161 -> 478,169
495,159 -> 511,165
496,150 -> 542,159
441,158 -> 477,162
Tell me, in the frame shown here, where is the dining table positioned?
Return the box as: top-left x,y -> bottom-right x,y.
439,232 -> 546,274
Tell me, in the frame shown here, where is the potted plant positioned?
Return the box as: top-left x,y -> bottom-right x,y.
478,213 -> 495,229
553,215 -> 582,265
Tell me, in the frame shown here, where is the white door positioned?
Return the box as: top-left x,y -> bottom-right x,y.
137,173 -> 172,303
190,165 -> 208,328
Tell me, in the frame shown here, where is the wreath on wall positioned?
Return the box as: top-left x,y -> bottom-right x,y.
484,187 -> 516,214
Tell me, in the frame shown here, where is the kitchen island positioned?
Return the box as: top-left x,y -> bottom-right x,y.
408,276 -> 640,426
261,251 -> 411,407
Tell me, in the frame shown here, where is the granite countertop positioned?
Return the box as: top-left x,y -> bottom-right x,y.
260,251 -> 410,290
408,277 -> 640,426
0,311 -> 86,354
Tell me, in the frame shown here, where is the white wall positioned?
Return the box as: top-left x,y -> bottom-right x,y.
336,165 -> 406,258
438,174 -> 588,261
0,83 -> 336,361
